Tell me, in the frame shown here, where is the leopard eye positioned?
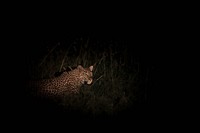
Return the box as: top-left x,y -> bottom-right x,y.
87,72 -> 92,77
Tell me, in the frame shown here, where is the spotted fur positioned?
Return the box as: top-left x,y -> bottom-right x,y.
28,65 -> 93,98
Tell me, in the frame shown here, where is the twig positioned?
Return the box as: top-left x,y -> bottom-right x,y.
39,43 -> 60,66
91,75 -> 103,87
59,51 -> 68,72
59,42 -> 74,72
94,54 -> 105,75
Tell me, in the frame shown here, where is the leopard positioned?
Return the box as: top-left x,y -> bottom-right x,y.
28,65 -> 93,98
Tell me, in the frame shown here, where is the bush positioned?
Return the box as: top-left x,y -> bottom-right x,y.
26,36 -> 144,118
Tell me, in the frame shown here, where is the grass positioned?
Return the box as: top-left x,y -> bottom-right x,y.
26,36 -> 145,118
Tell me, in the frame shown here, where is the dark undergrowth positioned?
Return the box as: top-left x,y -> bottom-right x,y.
25,36 -> 153,120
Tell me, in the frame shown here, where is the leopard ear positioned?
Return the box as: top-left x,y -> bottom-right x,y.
77,65 -> 84,69
89,65 -> 93,71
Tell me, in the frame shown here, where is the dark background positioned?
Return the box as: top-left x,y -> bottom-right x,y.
23,29 -> 161,117
5,13 -> 168,126
2,3 -> 191,130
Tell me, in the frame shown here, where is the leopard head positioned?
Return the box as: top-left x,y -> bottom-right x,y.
77,65 -> 93,85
